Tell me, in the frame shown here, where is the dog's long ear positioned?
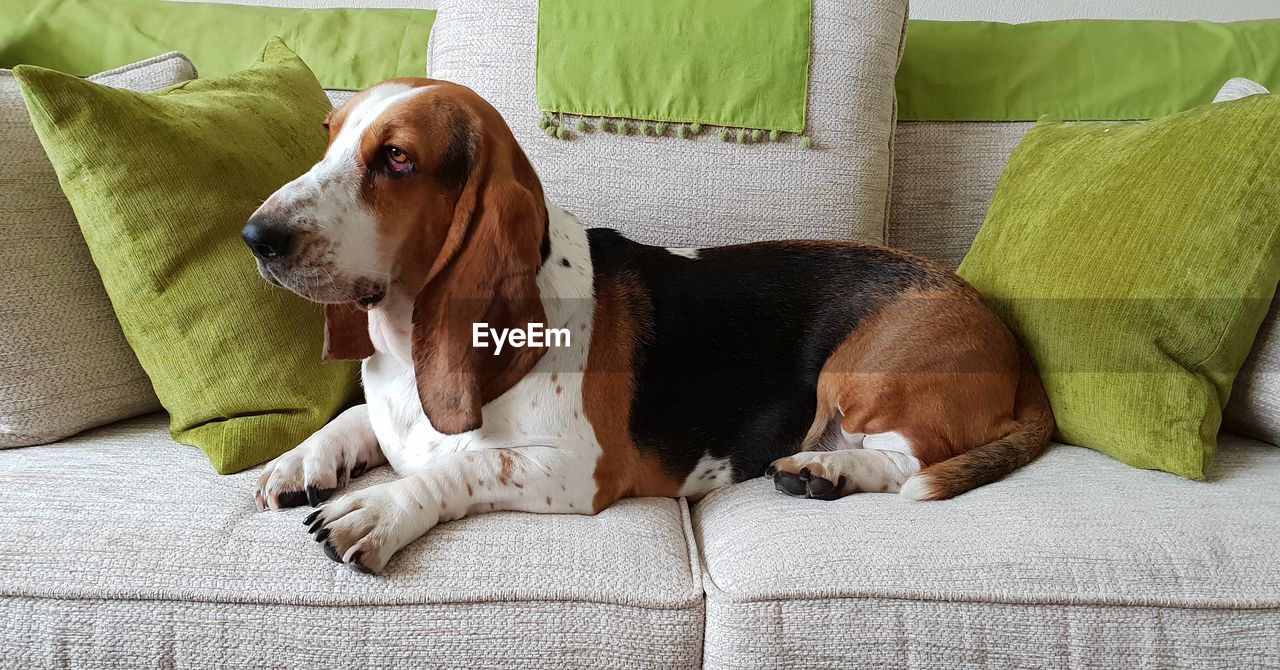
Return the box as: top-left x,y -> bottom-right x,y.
409,118 -> 549,434
323,303 -> 374,361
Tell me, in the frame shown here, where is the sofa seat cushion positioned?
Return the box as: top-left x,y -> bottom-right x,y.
0,415 -> 703,669
694,436 -> 1280,669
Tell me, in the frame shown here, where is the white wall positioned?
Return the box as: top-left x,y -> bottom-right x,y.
911,0 -> 1278,23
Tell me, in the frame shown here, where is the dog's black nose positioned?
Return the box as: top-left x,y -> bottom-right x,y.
241,217 -> 294,260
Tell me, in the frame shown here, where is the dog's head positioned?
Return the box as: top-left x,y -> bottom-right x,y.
243,78 -> 549,433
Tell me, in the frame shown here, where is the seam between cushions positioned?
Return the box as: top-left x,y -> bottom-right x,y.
699,575 -> 1280,611
882,1 -> 910,242
678,497 -> 704,598
0,592 -> 706,614
0,587 -> 705,612
676,497 -> 708,660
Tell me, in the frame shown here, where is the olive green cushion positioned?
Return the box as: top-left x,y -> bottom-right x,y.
958,95 -> 1280,479
15,39 -> 360,474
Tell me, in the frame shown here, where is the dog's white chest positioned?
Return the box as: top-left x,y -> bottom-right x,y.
362,352 -> 448,474
361,204 -> 601,476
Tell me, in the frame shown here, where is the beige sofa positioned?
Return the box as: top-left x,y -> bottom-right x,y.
3,115 -> 1279,668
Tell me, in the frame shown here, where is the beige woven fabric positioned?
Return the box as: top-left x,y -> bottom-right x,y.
0,414 -> 704,668
6,597 -> 698,669
428,0 -> 908,247
695,434 -> 1280,668
705,596 -> 1279,669
326,89 -> 356,107
889,120 -> 1280,446
0,53 -> 195,448
1227,309 -> 1280,445
887,121 -> 1032,268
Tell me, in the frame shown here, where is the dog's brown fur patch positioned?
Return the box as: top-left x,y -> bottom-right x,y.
583,273 -> 682,512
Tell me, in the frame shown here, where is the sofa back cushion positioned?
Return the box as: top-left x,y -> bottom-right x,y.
888,121 -> 1032,268
427,0 -> 909,247
0,52 -> 194,448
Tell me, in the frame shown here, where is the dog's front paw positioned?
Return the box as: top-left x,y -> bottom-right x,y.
304,481 -> 437,574
256,443 -> 373,511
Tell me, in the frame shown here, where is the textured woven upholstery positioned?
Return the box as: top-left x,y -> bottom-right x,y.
695,435 -> 1280,669
0,415 -> 704,669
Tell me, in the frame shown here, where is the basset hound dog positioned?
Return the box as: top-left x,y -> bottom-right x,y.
242,78 -> 1054,574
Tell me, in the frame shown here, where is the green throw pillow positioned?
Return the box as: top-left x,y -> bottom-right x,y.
958,95 -> 1280,479
16,39 -> 360,474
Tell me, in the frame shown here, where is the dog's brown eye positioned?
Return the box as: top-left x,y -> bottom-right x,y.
385,145 -> 413,175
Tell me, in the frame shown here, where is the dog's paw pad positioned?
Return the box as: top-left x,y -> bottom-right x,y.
772,469 -> 809,496
275,489 -> 310,509
768,459 -> 846,500
803,472 -> 845,500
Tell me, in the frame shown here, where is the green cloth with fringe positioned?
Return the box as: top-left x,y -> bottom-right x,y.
15,39 -> 361,474
536,0 -> 811,133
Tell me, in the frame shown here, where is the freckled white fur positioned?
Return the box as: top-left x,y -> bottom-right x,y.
677,454 -> 734,499
665,247 -> 700,260
363,204 -> 597,480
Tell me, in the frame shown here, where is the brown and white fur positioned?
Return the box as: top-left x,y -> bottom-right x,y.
242,79 -> 1053,574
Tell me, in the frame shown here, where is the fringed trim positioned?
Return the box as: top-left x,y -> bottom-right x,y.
538,112 -> 815,148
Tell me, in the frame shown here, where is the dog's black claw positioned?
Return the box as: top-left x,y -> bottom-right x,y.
764,465 -> 777,477
313,527 -> 331,543
772,470 -> 808,497
349,551 -> 374,575
277,490 -> 308,508
303,508 -> 323,527
306,485 -> 336,507
350,461 -> 369,479
307,514 -> 327,534
322,541 -> 342,564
